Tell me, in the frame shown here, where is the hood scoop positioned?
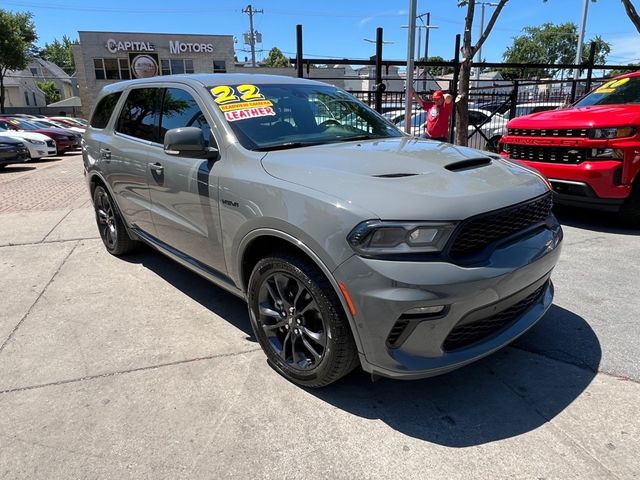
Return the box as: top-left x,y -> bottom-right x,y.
445,157 -> 492,172
372,173 -> 419,178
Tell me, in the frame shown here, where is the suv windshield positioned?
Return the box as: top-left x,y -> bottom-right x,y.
575,76 -> 640,107
207,83 -> 402,151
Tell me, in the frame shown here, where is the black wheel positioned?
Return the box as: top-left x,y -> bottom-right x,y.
0,165 -> 6,171
247,254 -> 359,387
93,185 -> 136,255
620,186 -> 640,226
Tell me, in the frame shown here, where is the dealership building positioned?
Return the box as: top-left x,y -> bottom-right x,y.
72,31 -> 237,118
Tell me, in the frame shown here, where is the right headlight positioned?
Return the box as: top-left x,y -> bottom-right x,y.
347,220 -> 457,256
589,127 -> 636,139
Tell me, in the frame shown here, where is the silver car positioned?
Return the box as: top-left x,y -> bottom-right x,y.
83,74 -> 563,387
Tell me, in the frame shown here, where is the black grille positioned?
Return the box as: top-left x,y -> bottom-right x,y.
443,283 -> 547,351
448,193 -> 553,259
508,128 -> 588,138
505,144 -> 587,164
386,319 -> 411,347
46,140 -> 55,147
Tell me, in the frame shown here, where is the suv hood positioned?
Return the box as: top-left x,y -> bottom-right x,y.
261,137 -> 548,220
508,104 -> 640,129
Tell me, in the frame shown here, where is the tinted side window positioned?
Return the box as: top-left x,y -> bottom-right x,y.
90,92 -> 123,129
159,88 -> 211,146
115,88 -> 161,142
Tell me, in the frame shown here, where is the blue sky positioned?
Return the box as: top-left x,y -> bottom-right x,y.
3,0 -> 639,65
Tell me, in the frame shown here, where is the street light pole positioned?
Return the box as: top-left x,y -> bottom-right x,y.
402,13 -> 438,91
474,2 -> 498,88
404,0 -> 417,135
574,0 -> 590,80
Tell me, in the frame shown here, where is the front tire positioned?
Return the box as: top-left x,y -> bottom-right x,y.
93,185 -> 136,255
247,254 -> 359,387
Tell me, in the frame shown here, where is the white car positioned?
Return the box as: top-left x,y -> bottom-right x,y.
398,108 -> 508,151
0,127 -> 56,159
507,102 -> 565,119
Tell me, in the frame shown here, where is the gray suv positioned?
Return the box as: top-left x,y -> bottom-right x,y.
83,74 -> 563,387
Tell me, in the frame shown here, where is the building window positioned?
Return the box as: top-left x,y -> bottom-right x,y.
119,59 -> 131,80
32,92 -> 37,105
160,59 -> 195,75
30,67 -> 40,76
24,92 -> 30,105
94,58 -> 130,80
213,60 -> 226,73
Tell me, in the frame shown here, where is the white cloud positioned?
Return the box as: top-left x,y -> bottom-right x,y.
608,34 -> 640,63
359,16 -> 373,26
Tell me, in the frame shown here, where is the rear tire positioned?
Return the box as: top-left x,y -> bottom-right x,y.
247,254 -> 359,387
93,185 -> 136,255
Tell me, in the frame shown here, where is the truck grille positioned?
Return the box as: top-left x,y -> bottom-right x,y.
508,128 -> 588,138
505,144 -> 587,164
443,283 -> 547,351
448,193 -> 553,259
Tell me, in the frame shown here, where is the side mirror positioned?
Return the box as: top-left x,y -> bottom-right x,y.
163,127 -> 219,160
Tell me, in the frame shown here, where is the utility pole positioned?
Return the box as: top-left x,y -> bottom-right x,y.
475,2 -> 498,88
402,12 -> 438,91
243,4 -> 263,67
574,0 -> 590,80
404,0 -> 417,135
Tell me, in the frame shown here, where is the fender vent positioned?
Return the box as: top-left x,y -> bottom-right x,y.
445,158 -> 492,172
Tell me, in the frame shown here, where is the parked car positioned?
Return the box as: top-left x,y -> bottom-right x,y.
398,108 -> 508,150
0,118 -> 80,155
84,74 -> 562,387
507,102 -> 565,119
0,136 -> 30,170
28,118 -> 85,135
0,127 -> 56,159
49,116 -> 88,130
500,72 -> 640,222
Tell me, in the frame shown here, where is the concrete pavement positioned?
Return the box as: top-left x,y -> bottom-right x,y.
0,154 -> 639,479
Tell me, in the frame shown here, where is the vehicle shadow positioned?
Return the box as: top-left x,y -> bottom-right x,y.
554,205 -> 640,235
29,157 -> 64,164
0,166 -> 35,174
121,247 -> 255,342
308,304 -> 600,447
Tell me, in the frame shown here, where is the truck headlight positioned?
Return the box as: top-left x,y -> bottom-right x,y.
589,127 -> 636,139
347,221 -> 457,256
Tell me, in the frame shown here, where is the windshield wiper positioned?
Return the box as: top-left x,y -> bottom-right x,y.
254,141 -> 325,152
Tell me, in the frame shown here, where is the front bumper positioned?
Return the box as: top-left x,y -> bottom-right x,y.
333,222 -> 562,379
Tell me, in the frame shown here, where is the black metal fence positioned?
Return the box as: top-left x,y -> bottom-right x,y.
291,24 -> 640,151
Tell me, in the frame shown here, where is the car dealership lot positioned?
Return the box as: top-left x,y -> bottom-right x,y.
0,154 -> 639,479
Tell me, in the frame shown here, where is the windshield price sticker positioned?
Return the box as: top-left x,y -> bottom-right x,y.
224,106 -> 276,122
211,84 -> 275,121
595,77 -> 630,94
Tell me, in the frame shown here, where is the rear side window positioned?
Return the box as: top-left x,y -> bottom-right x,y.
159,88 -> 212,145
90,92 -> 122,129
115,88 -> 161,142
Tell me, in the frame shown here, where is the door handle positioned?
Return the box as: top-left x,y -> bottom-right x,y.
149,162 -> 164,174
100,148 -> 111,160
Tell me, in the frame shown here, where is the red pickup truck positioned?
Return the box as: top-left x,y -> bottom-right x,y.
499,72 -> 640,222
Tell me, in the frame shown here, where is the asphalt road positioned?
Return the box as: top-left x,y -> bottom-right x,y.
0,154 -> 638,479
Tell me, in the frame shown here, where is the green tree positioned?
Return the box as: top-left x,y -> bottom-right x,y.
608,63 -> 640,77
37,80 -> 60,104
419,56 -> 454,76
501,23 -> 610,79
41,35 -> 78,75
263,47 -> 289,68
0,9 -> 38,113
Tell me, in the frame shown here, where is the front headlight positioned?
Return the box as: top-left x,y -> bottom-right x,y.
347,220 -> 457,256
25,138 -> 46,145
589,127 -> 636,139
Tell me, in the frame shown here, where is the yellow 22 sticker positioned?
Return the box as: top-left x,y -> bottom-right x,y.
595,77 -> 630,94
210,84 -> 266,104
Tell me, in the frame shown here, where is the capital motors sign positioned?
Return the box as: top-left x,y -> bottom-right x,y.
169,40 -> 214,54
106,39 -> 155,53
